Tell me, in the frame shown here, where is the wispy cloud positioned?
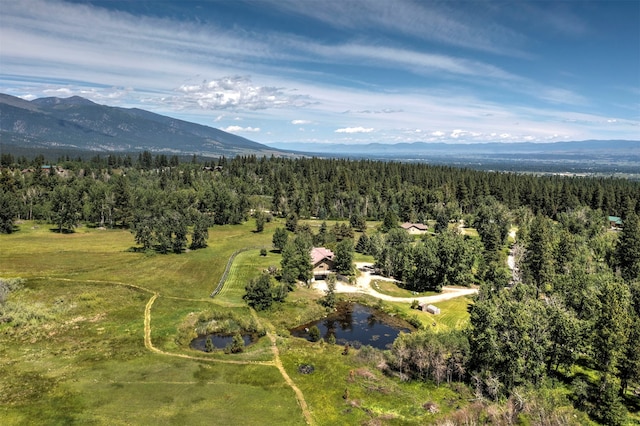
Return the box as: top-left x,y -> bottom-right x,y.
268,0 -> 527,56
296,41 -> 519,81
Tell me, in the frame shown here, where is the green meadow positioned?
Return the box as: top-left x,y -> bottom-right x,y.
1,220 -> 476,425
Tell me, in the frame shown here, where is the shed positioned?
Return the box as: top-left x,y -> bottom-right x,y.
426,305 -> 440,314
418,302 -> 441,314
608,216 -> 623,229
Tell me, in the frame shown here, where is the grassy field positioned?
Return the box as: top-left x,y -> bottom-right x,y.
0,220 -> 478,425
0,221 -> 307,425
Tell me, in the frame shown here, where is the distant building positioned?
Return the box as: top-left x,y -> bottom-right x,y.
401,222 -> 429,235
202,165 -> 223,172
310,247 -> 335,279
608,216 -> 623,229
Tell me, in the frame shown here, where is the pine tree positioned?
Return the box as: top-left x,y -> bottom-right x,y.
190,214 -> 209,250
355,233 -> 370,254
243,273 -> 274,311
334,238 -> 354,275
272,227 -> 288,252
522,215 -> 555,297
615,213 -> 640,282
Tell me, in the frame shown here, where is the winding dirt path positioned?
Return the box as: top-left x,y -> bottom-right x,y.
38,270 -> 315,424
268,331 -> 314,424
144,289 -> 313,423
143,292 -> 273,366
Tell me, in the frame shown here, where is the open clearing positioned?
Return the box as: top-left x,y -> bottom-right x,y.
1,221 -> 475,425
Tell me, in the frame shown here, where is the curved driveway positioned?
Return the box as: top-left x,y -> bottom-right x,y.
312,262 -> 478,303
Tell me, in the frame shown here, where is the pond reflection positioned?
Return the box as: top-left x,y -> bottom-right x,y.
290,303 -> 412,350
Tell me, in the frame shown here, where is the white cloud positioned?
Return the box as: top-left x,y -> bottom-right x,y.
335,127 -> 375,133
450,129 -> 468,138
175,76 -> 312,111
222,125 -> 261,133
431,131 -> 445,137
292,119 -> 311,125
355,108 -> 404,114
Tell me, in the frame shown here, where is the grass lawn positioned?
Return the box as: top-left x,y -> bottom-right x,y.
214,249 -> 277,307
426,297 -> 473,332
370,279 -> 439,298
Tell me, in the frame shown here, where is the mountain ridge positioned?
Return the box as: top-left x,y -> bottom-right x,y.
0,93 -> 284,157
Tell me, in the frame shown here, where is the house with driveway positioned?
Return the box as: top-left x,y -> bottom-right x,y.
310,247 -> 334,279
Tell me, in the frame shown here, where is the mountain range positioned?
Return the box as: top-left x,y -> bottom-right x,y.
1,94 -> 638,166
0,93 -> 282,157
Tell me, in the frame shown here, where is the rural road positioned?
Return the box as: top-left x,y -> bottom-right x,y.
312,262 -> 478,303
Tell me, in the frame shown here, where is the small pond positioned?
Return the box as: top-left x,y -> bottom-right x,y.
190,333 -> 255,352
290,303 -> 412,350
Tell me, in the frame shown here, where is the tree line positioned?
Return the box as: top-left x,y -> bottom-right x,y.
2,152 -> 638,236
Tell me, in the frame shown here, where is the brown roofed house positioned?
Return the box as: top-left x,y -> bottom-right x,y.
400,222 -> 429,235
311,247 -> 335,278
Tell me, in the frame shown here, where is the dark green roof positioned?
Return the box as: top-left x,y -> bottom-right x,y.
608,216 -> 623,225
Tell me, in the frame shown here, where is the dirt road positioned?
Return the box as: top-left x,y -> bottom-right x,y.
312,262 -> 477,303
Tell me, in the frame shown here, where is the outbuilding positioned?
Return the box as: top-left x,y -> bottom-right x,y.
418,302 -> 441,314
608,216 -> 623,229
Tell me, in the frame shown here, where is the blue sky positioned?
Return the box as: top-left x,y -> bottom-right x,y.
1,0 -> 638,146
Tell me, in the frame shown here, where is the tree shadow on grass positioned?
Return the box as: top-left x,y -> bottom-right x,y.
125,246 -> 156,255
49,228 -> 75,234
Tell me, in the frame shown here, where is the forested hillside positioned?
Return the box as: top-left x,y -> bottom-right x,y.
1,152 -> 639,424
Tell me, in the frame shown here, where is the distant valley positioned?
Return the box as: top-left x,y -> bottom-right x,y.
268,140 -> 640,175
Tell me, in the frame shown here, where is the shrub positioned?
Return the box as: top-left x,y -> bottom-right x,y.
308,325 -> 321,342
225,333 -> 245,354
0,277 -> 24,306
407,315 -> 422,329
327,333 -> 336,345
205,336 -> 214,353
